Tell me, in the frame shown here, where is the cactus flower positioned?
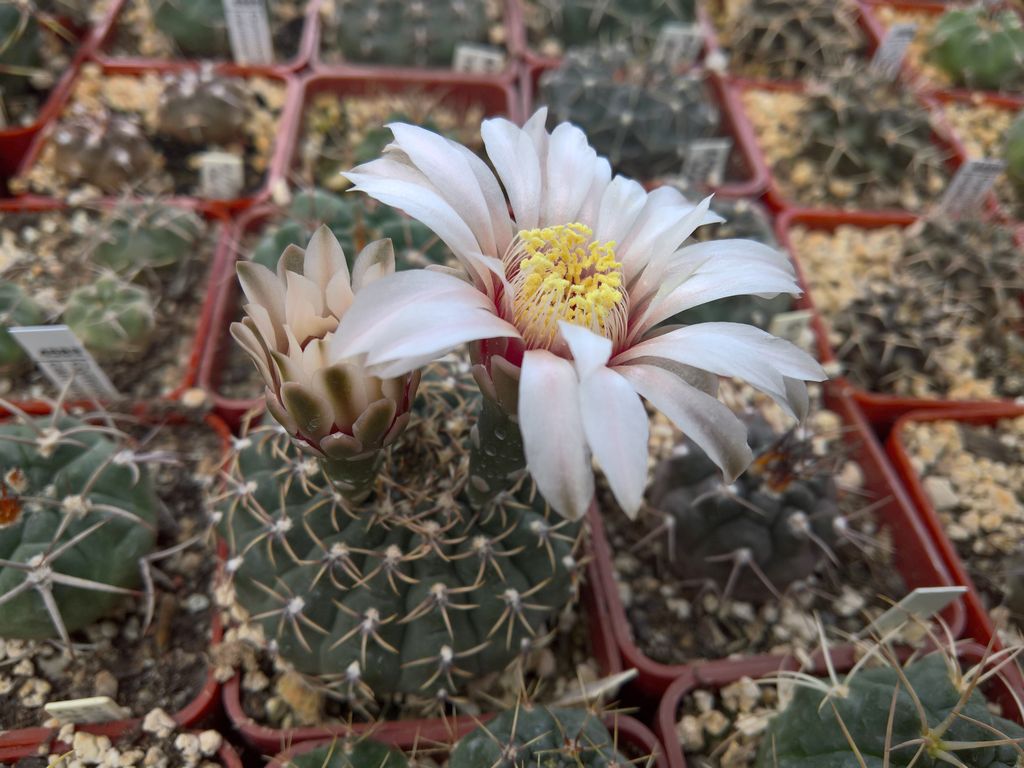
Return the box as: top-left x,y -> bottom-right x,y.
231,226 -> 419,499
329,110 -> 826,520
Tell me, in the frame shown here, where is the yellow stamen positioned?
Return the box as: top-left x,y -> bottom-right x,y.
507,223 -> 627,349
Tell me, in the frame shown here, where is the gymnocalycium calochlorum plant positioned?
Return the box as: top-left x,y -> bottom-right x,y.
224,109 -> 825,702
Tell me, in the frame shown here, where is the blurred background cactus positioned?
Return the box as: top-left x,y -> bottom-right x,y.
150,0 -> 232,59
0,2 -> 40,96
928,7 -> 1024,92
526,0 -> 695,53
0,281 -> 44,369
156,67 -> 251,146
281,739 -> 408,768
91,204 -> 203,276
51,107 -> 159,193
1007,108 -> 1024,199
63,274 -> 155,359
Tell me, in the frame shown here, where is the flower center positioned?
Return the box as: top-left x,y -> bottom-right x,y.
506,223 -> 626,349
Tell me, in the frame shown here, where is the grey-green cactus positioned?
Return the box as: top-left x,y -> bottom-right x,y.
529,0 -> 696,49
0,2 -> 40,96
63,274 -> 155,358
51,107 -> 159,194
539,45 -> 721,180
39,0 -> 91,26
928,7 -> 1024,92
0,281 -> 44,369
156,66 -> 251,146
448,706 -> 630,768
151,0 -> 231,58
91,204 -> 203,275
756,653 -> 1024,767
282,740 -> 408,768
0,414 -> 159,640
1007,108 -> 1024,199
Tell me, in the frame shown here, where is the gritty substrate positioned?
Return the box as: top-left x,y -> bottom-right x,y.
0,208 -> 215,401
0,420 -> 222,731
0,18 -> 77,129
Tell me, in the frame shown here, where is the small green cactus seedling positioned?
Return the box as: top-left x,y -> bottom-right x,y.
928,7 -> 1024,92
38,0 -> 91,26
150,0 -> 231,58
0,2 -> 40,96
448,705 -> 631,767
51,107 -> 159,194
0,280 -> 44,369
281,739 -> 408,768
539,45 -> 721,180
0,412 -> 159,641
529,0 -> 696,49
757,652 -> 1024,766
63,274 -> 155,358
1007,108 -> 1024,198
156,66 -> 251,146
91,204 -> 203,275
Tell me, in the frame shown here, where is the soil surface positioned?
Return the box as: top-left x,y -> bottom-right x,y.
0,16 -> 78,129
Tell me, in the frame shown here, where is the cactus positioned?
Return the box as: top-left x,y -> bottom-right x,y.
756,652 -> 1024,767
539,45 -> 722,180
528,0 -> 696,49
282,740 -> 408,768
63,274 -> 155,359
0,281 -> 45,369
51,107 -> 159,194
0,2 -> 40,96
91,204 -> 203,275
1007,108 -> 1024,199
156,66 -> 251,146
0,413 -> 159,640
324,0 -> 492,68
723,0 -> 866,81
150,0 -> 231,58
648,415 -> 843,602
928,7 -> 1024,92
448,705 -> 630,767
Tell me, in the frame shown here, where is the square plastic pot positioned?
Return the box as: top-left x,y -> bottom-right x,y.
589,383 -> 966,698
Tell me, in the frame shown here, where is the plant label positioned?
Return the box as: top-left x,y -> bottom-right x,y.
869,23 -> 917,80
44,696 -> 131,724
553,669 -> 638,707
653,22 -> 704,67
452,43 -> 506,74
683,137 -> 733,186
935,159 -> 1005,216
223,0 -> 274,65
9,325 -> 118,398
199,151 -> 245,200
860,586 -> 967,637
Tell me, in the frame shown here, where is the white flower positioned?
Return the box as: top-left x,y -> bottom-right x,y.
328,109 -> 827,521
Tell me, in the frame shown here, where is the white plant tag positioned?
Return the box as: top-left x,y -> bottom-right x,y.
553,669 -> 638,707
452,43 -> 506,74
9,325 -> 118,398
222,0 -> 274,65
860,586 -> 967,637
199,151 -> 245,200
44,696 -> 131,725
935,159 -> 1005,216
683,137 -> 733,185
653,22 -> 704,67
869,23 -> 917,80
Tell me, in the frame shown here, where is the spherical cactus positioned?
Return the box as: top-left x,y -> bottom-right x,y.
63,274 -> 155,358
39,0 -> 91,26
0,415 -> 159,640
51,107 -> 159,194
91,204 -> 203,275
530,0 -> 696,49
649,416 -> 842,602
281,740 -> 408,768
0,280 -> 45,369
156,66 -> 251,146
448,706 -> 629,768
1007,108 -> 1024,199
0,3 -> 40,96
756,653 -> 1024,767
151,0 -> 231,58
928,8 -> 1024,92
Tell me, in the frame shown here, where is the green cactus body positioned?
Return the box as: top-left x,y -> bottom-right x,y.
284,741 -> 408,768
1007,109 -> 1024,197
539,46 -> 721,180
327,0 -> 491,67
929,8 -> 1024,92
0,3 -> 40,95
756,654 -> 1024,767
449,706 -> 629,768
649,417 -> 841,602
0,417 -> 159,639
156,67 -> 250,146
532,0 -> 696,48
0,281 -> 44,369
64,274 -> 155,358
220,367 -> 582,697
92,205 -> 203,275
39,0 -> 91,26
151,0 -> 230,58
51,108 -> 159,194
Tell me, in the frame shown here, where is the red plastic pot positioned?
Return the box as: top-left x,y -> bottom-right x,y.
775,208 -> 1024,433
522,64 -> 768,198
591,382 -> 967,698
0,728 -> 242,767
887,404 -> 1024,659
0,197 -> 232,416
267,711 -> 666,767
11,61 -> 300,214
93,0 -> 319,73
222,551 -> 621,754
0,413 -> 232,751
655,641 -> 1024,768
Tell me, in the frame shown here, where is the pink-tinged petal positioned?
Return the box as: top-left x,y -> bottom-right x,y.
351,239 -> 395,293
230,320 -> 273,384
285,271 -> 335,342
481,116 -> 541,231
559,321 -> 612,378
450,138 -> 514,253
579,366 -> 648,518
522,108 -> 550,173
577,156 -> 612,226
594,176 -> 647,244
277,244 -> 305,280
519,350 -> 593,521
325,269 -> 355,319
237,260 -> 285,338
242,301 -> 281,354
621,195 -> 720,284
304,225 -> 348,294
617,362 -> 753,482
543,122 -> 596,225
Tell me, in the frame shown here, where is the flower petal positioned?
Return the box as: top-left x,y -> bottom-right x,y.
351,238 -> 395,293
594,176 -> 647,244
304,224 -> 348,297
543,122 -> 597,225
481,116 -> 541,231
559,321 -> 612,378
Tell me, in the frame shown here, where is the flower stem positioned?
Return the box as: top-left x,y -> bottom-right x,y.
319,453 -> 381,502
